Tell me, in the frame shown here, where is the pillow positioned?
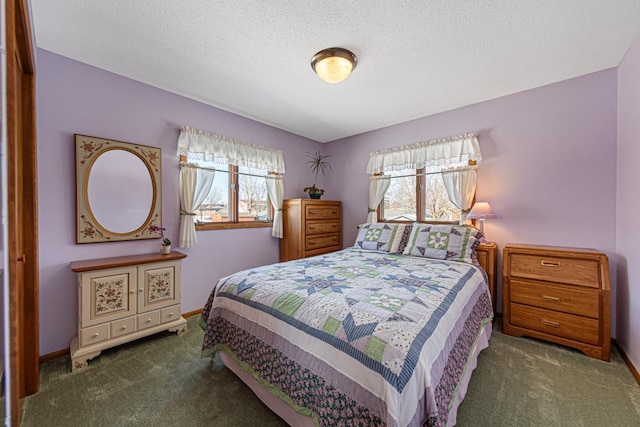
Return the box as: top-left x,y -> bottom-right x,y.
388,223 -> 413,254
354,223 -> 410,252
402,224 -> 482,263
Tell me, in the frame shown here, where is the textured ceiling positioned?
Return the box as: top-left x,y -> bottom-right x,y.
30,0 -> 640,142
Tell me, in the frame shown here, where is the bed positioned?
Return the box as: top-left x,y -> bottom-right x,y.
200,223 -> 494,426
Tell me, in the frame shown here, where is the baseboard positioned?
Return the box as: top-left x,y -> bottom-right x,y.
39,308 -> 204,363
39,348 -> 69,363
182,308 -> 202,318
613,339 -> 640,386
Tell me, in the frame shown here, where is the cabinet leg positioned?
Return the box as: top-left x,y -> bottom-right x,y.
70,336 -> 102,372
168,317 -> 188,336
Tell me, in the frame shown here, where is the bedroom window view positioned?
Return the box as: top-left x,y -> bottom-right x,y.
189,157 -> 271,228
380,167 -> 461,223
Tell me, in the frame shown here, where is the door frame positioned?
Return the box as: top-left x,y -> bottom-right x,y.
4,0 -> 39,424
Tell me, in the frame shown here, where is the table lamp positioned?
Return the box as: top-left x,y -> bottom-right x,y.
467,202 -> 497,235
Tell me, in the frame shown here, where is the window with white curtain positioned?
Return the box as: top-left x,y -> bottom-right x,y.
380,163 -> 465,223
177,126 -> 285,232
367,133 -> 482,225
187,155 -> 271,226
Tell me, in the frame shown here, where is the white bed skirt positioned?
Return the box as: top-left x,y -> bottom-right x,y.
219,320 -> 493,427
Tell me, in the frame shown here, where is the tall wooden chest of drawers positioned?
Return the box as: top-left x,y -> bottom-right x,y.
502,244 -> 610,361
280,199 -> 342,262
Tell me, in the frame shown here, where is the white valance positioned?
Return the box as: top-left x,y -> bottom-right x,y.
366,133 -> 481,174
177,126 -> 286,174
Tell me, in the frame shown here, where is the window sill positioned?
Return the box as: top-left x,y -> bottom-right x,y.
380,220 -> 459,225
196,222 -> 273,231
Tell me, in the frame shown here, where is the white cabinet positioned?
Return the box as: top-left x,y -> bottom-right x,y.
70,251 -> 188,371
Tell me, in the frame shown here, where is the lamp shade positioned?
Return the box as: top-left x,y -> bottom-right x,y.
467,202 -> 497,220
311,48 -> 357,83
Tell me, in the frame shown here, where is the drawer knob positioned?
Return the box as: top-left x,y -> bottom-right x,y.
309,226 -> 315,230
121,325 -> 127,330
541,295 -> 560,302
541,260 -> 561,267
309,242 -> 315,245
92,333 -> 99,338
139,288 -> 144,293
541,319 -> 560,328
129,290 -> 135,294
146,319 -> 152,323
168,312 -> 174,317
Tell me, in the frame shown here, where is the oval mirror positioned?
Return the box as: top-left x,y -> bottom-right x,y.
87,149 -> 153,233
75,134 -> 162,243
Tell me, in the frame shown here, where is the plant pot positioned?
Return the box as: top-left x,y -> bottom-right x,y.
308,192 -> 323,199
161,245 -> 171,254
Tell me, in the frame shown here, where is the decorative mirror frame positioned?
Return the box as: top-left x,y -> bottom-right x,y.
75,134 -> 162,243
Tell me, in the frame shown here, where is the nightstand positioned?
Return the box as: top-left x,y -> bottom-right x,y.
502,244 -> 611,361
476,242 -> 497,312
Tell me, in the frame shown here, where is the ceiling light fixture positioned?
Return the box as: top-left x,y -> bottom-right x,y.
311,47 -> 357,84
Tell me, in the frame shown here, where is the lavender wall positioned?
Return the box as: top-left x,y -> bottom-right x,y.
36,47 -> 627,359
36,49 -> 322,355
323,69 -> 619,328
617,33 -> 640,370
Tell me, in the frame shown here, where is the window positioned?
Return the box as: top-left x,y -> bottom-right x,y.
189,157 -> 273,230
366,133 -> 482,225
177,126 -> 285,245
379,161 -> 472,223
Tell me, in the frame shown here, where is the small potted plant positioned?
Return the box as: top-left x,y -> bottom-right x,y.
304,184 -> 325,199
150,225 -> 171,254
304,151 -> 332,199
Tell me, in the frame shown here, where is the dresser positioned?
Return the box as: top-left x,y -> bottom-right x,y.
476,242 -> 497,312
502,244 -> 610,361
70,251 -> 188,371
280,199 -> 342,262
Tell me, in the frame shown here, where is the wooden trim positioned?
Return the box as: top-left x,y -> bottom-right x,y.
20,66 -> 39,398
416,167 -> 425,221
613,340 -> 640,386
70,251 -> 187,272
6,0 -> 39,424
182,308 -> 203,318
39,348 -> 70,363
196,221 -> 273,230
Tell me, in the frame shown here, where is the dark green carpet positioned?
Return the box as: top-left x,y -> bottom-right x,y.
21,316 -> 640,426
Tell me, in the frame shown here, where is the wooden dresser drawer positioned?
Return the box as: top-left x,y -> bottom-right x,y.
80,323 -> 110,347
306,205 -> 340,220
510,279 -> 600,318
502,244 -> 610,361
161,305 -> 181,323
281,199 -> 342,262
137,310 -> 161,330
509,253 -> 601,288
111,316 -> 136,338
306,220 -> 340,235
510,303 -> 600,345
306,233 -> 340,251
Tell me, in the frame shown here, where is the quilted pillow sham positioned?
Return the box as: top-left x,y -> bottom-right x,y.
354,223 -> 412,253
402,224 -> 482,263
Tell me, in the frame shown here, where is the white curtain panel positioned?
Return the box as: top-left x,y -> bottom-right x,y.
265,175 -> 284,238
179,165 -> 215,248
366,133 -> 481,174
442,167 -> 477,224
177,126 -> 285,173
367,175 -> 391,223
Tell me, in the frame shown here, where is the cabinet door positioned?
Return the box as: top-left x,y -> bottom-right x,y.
80,266 -> 137,327
137,260 -> 181,313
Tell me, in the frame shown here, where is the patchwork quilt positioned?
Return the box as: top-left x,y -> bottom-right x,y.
201,248 -> 493,427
